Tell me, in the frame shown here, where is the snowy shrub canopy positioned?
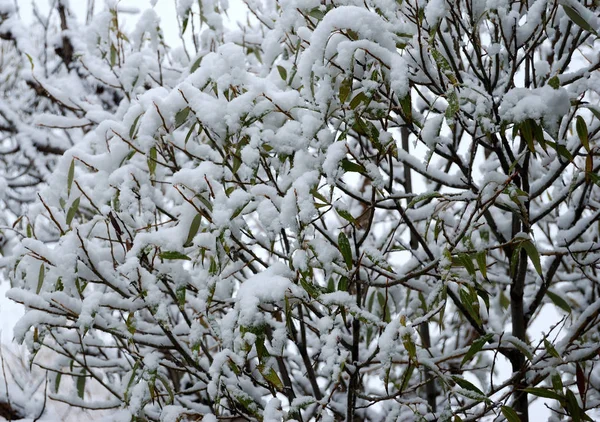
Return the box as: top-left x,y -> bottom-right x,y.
3,0 -> 600,421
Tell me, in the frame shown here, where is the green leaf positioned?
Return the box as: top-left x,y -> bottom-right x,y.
77,369 -> 86,399
36,264 -> 45,294
338,276 -> 349,291
197,194 -> 213,212
157,374 -> 175,404
311,188 -> 329,204
129,114 -> 142,139
501,406 -> 521,422
337,209 -> 356,224
546,290 -> 571,313
340,158 -> 365,173
399,364 -> 415,391
563,5 -> 597,35
522,240 -> 542,276
25,53 -> 35,70
476,251 -> 487,278
183,214 -> 202,247
176,286 -> 186,307
110,44 -> 117,66
66,197 -> 80,226
576,116 -> 590,152
546,140 -> 573,162
461,333 -> 493,366
532,120 -> 547,152
456,253 -> 476,277
400,94 -> 412,121
508,339 -> 533,361
276,65 -> 287,81
190,55 -> 203,73
175,107 -> 191,127
551,373 -> 564,392
403,334 -> 417,360
587,105 -> 600,122
230,201 -> 249,219
349,92 -> 368,110
520,119 -> 536,154
585,154 -> 593,184
54,372 -> 62,393
408,192 -> 442,208
522,387 -> 564,402
432,49 -> 451,73
262,367 -> 284,390
181,13 -> 189,34
566,389 -> 582,422
452,376 -> 485,396
544,339 -> 561,359
459,288 -> 481,325
338,232 -> 353,269
159,251 -> 191,261
124,361 -> 140,402
148,147 -> 157,176
548,76 -> 561,89
445,91 -> 459,120
308,7 -> 325,20
300,278 -> 320,298
67,159 -> 75,197
339,77 -> 352,103
126,312 -> 136,335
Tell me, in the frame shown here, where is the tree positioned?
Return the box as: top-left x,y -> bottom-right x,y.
5,0 -> 600,421
0,0 -> 125,249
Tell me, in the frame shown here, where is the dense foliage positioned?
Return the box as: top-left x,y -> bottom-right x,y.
3,0 -> 600,421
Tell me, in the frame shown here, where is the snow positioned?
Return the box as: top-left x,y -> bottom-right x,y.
499,86 -> 570,133
424,0 -> 448,26
235,264 -> 305,326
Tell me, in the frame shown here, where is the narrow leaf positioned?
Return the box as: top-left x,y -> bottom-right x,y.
461,333 -> 493,366
77,370 -> 86,399
338,232 -> 353,269
276,65 -> 287,81
522,241 -> 542,276
339,77 -> 352,103
175,107 -> 191,127
566,389 -> 582,422
585,154 -> 593,183
476,251 -> 487,278
159,251 -> 192,261
576,116 -> 589,152
501,406 -> 521,422
66,197 -> 80,226
67,159 -> 75,197
183,214 -> 202,247
262,367 -> 284,390
110,44 -> 117,66
337,209 -> 356,224
522,387 -> 564,402
36,264 -> 45,294
129,114 -> 142,139
452,376 -> 485,396
340,158 -> 365,173
563,5 -> 597,35
54,373 -> 62,393
546,290 -> 572,313
349,92 -> 368,110
544,339 -> 561,359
